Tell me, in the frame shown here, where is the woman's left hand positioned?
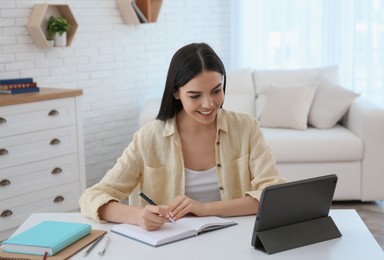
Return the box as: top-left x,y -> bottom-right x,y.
168,195 -> 207,220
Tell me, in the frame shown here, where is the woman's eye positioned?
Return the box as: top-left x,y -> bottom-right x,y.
212,89 -> 222,95
190,95 -> 200,99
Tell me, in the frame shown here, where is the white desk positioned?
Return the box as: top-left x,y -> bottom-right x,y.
5,209 -> 384,260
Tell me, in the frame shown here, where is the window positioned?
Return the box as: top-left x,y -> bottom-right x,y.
231,0 -> 384,106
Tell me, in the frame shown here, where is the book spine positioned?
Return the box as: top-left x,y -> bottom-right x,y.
51,225 -> 91,255
0,78 -> 34,85
0,82 -> 37,90
131,1 -> 148,23
0,256 -> 34,259
0,87 -> 40,94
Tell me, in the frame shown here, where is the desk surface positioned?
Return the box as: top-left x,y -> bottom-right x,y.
6,209 -> 384,260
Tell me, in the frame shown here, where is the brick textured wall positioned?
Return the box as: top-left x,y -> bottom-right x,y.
0,0 -> 231,186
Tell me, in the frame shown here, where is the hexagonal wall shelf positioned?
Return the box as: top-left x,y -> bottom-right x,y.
26,4 -> 78,49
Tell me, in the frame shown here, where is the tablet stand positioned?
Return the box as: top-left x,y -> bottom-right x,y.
253,216 -> 342,254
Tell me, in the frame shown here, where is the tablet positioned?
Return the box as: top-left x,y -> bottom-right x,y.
251,174 -> 340,252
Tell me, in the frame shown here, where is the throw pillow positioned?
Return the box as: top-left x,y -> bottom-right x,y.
308,77 -> 360,129
259,82 -> 317,130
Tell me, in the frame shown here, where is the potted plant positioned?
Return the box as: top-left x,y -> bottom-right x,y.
47,16 -> 71,47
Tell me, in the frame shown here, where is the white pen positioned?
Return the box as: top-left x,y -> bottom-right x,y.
83,234 -> 105,257
98,236 -> 110,256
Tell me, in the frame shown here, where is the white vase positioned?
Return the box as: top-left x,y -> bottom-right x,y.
47,40 -> 54,47
54,32 -> 67,47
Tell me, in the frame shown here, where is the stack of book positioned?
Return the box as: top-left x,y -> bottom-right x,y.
0,220 -> 107,259
0,77 -> 40,94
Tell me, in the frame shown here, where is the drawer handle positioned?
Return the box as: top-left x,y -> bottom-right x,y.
0,179 -> 11,187
1,210 -> 13,218
0,148 -> 9,156
51,167 -> 62,174
50,138 -> 61,145
0,117 -> 6,124
48,109 -> 59,116
53,196 -> 64,203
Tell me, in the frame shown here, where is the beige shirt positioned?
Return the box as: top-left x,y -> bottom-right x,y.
79,109 -> 286,222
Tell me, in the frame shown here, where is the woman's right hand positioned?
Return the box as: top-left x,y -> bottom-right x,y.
98,201 -> 171,231
137,205 -> 171,231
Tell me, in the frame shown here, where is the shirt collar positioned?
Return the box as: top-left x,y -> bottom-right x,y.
216,109 -> 229,133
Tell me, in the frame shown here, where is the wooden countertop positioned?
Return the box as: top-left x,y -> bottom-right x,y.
0,88 -> 83,107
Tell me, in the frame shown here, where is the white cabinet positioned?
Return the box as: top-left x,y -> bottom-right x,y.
0,88 -> 85,241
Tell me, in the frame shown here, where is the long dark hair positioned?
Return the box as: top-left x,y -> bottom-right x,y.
156,43 -> 226,121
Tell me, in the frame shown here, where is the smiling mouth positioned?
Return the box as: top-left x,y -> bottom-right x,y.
198,107 -> 216,115
200,110 -> 213,115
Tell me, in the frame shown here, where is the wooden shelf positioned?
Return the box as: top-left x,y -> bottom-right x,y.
117,0 -> 163,24
26,4 -> 78,49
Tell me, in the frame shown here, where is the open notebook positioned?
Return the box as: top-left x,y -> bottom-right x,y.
111,216 -> 237,247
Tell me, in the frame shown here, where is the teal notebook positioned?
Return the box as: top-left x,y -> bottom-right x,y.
2,221 -> 91,256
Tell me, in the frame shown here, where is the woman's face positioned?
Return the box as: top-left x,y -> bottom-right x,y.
174,71 -> 224,125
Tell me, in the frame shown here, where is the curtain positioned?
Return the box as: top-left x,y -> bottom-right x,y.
230,0 -> 384,106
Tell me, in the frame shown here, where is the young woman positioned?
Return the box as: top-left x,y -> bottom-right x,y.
79,43 -> 286,231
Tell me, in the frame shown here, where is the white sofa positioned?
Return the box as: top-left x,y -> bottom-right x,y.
138,66 -> 384,201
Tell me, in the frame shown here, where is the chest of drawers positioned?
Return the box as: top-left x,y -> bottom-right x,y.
0,88 -> 85,241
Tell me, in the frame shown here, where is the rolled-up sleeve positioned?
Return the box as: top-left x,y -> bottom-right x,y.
79,133 -> 142,222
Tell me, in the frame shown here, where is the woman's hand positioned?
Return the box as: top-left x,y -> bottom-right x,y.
168,195 -> 207,220
137,205 -> 171,231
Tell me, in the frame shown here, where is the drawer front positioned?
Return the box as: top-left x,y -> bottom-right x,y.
0,154 -> 79,200
0,98 -> 76,138
0,182 -> 81,232
0,126 -> 78,168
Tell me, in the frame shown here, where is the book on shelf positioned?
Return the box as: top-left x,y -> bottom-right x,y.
131,1 -> 148,23
0,87 -> 40,94
111,216 -> 238,247
2,221 -> 92,256
0,77 -> 34,85
0,82 -> 37,90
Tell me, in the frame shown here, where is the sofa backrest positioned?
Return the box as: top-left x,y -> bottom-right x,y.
222,68 -> 256,115
223,66 -> 339,118
253,66 -> 339,118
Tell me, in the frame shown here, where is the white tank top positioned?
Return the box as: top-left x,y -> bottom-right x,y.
185,167 -> 221,202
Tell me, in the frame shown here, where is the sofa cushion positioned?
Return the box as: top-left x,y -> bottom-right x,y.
223,95 -> 255,115
261,125 -> 363,162
259,82 -> 317,130
253,66 -> 339,118
308,77 -> 360,129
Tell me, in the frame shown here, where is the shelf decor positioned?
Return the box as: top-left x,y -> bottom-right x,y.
117,0 -> 163,24
26,4 -> 78,49
47,16 -> 71,47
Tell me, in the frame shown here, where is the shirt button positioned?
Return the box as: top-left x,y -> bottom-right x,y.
219,187 -> 224,190
217,163 -> 221,167
216,141 -> 220,145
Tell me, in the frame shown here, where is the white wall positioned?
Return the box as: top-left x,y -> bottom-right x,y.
0,0 -> 231,186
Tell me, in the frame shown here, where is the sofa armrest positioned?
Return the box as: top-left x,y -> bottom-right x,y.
343,97 -> 384,200
138,99 -> 161,128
